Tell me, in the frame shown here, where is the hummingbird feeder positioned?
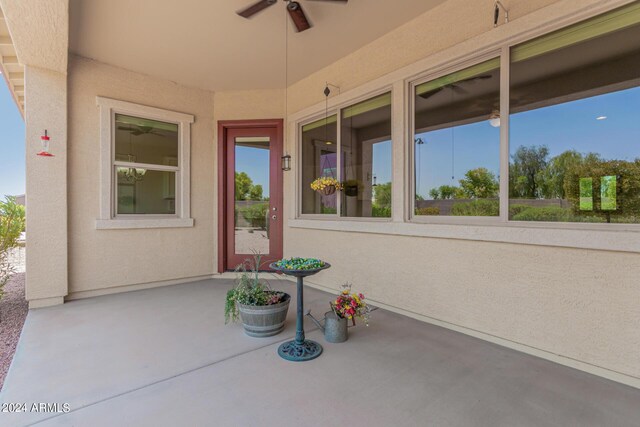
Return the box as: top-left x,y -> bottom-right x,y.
37,130 -> 54,157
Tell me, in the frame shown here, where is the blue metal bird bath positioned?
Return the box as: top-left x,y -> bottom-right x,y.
269,261 -> 331,362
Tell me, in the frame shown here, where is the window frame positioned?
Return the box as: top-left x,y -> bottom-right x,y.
408,49 -> 504,225
289,0 -> 640,254
296,87 -> 394,221
96,97 -> 194,229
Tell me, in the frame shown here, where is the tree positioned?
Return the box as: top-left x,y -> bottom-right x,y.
509,145 -> 549,198
429,185 -> 460,200
235,172 -> 253,201
458,168 -> 499,199
235,172 -> 265,201
1,196 -> 26,300
248,184 -> 263,201
540,150 -> 584,199
373,182 -> 392,208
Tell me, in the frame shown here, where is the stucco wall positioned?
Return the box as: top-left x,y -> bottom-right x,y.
282,0 -> 640,384
67,56 -> 216,294
24,66 -> 68,307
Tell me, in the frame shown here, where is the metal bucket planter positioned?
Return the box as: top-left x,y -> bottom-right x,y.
238,294 -> 291,337
306,310 -> 348,343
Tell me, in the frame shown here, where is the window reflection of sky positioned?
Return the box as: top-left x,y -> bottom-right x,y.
414,87 -> 640,199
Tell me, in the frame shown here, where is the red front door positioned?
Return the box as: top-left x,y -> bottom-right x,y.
220,121 -> 283,271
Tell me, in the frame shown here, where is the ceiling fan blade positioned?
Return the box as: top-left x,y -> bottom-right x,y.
418,87 -> 444,100
237,0 -> 277,18
287,2 -> 311,32
450,84 -> 468,95
458,75 -> 492,84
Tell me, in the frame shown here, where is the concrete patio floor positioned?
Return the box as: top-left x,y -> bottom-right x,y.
1,279 -> 639,427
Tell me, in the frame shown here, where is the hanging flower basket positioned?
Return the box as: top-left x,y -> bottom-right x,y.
310,177 -> 343,196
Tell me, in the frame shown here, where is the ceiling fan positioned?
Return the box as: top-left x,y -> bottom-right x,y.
237,0 -> 348,33
118,125 -> 165,137
418,75 -> 492,100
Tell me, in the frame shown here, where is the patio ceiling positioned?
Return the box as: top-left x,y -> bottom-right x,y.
0,7 -> 24,116
69,0 -> 447,91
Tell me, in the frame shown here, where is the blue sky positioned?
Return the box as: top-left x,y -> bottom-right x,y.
415,86 -> 640,199
0,78 -> 25,198
236,145 -> 270,198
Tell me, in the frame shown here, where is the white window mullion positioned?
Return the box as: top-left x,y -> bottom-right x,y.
336,108 -> 342,218
499,46 -> 510,222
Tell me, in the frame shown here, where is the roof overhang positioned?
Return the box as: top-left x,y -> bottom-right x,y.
0,7 -> 24,116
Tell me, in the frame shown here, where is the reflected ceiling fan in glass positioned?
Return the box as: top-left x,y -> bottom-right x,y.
236,0 -> 348,32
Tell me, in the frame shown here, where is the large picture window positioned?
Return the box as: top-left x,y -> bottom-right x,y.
297,2 -> 640,238
413,59 -> 501,217
508,4 -> 640,224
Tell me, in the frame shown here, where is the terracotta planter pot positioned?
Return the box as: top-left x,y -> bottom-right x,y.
237,293 -> 291,337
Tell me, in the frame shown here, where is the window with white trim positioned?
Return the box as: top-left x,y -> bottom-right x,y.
96,97 -> 194,229
299,92 -> 392,218
413,58 -> 501,217
410,1 -> 640,224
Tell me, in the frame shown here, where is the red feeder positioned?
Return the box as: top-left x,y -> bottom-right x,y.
37,130 -> 54,157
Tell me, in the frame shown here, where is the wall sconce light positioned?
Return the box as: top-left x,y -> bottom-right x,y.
37,130 -> 54,157
281,154 -> 291,171
494,1 -> 509,27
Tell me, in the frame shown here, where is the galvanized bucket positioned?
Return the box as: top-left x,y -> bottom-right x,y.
238,294 -> 291,338
324,311 -> 348,343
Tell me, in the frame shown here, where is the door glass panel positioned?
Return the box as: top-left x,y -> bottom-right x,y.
234,137 -> 270,255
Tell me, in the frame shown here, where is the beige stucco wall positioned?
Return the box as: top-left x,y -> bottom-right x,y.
282,0 -> 640,385
24,66 -> 68,307
67,56 -> 216,295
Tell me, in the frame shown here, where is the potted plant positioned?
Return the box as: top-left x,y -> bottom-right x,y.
310,176 -> 343,196
225,253 -> 290,337
330,283 -> 371,327
342,179 -> 362,197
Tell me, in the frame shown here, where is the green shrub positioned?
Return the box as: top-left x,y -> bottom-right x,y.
451,199 -> 499,216
372,205 -> 391,218
508,204 -> 530,218
512,206 -> 572,222
241,203 -> 268,229
415,207 -> 440,216
1,196 -> 26,300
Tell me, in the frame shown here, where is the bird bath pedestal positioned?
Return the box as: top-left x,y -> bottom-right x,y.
269,262 -> 331,362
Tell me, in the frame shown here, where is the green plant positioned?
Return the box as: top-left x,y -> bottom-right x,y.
451,199 -> 499,216
240,203 -> 268,228
224,253 -> 286,324
508,204 -> 530,218
512,206 -> 572,222
459,168 -> 499,199
415,206 -> 440,216
372,205 -> 391,217
0,196 -> 25,300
